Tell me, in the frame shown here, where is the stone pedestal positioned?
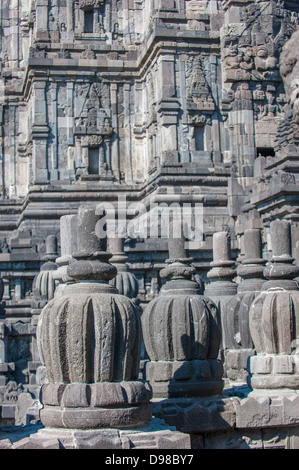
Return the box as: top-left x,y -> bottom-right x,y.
0,418 -> 191,449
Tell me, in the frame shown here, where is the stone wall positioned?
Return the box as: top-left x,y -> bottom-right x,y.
1,0 -> 299,436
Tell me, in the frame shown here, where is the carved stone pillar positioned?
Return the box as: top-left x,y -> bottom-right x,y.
142,222 -> 223,398
224,229 -> 266,382
248,220 -> 299,390
37,205 -> 152,429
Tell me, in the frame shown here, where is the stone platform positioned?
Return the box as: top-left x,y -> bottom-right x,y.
0,418 -> 191,449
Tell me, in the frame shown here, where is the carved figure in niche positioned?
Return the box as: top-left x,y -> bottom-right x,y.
258,91 -> 280,120
280,28 -> 299,123
223,43 -> 243,69
3,381 -> 23,402
254,45 -> 278,72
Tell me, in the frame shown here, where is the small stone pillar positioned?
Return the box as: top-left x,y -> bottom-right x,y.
205,231 -> 237,359
224,229 -> 266,382
248,220 -> 299,390
108,236 -> 139,300
142,221 -> 223,398
37,205 -> 152,429
53,215 -> 78,297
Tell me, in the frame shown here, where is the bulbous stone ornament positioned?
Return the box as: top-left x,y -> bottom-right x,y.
142,221 -> 223,398
224,229 -> 266,382
248,220 -> 299,390
37,205 -> 152,429
109,236 -> 139,300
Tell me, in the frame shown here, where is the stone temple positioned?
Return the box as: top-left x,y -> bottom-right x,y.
1,0 -> 299,450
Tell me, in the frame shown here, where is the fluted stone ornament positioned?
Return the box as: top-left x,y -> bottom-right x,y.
248,220 -> 299,390
37,205 -> 152,429
142,221 -> 223,399
109,236 -> 139,299
224,229 -> 266,382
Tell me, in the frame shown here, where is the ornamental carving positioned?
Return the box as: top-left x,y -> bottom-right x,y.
79,0 -> 105,10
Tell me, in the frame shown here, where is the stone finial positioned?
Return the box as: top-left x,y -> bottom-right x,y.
53,215 -> 78,295
248,220 -> 299,390
67,205 -> 117,282
262,219 -> 298,291
205,231 -> 237,295
142,221 -> 223,398
32,235 -> 59,307
37,205 -> 151,430
224,228 -> 266,382
109,236 -> 139,300
236,228 -> 266,293
204,231 -> 237,377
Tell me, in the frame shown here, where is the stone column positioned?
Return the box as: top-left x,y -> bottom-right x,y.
224,229 -> 266,383
142,221 -> 223,398
108,236 -> 139,300
205,231 -> 237,359
248,220 -> 299,390
53,214 -> 78,297
36,205 -> 152,430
